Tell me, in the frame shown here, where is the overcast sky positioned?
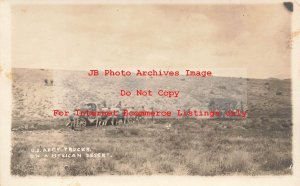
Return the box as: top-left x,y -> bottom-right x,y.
12,4 -> 291,79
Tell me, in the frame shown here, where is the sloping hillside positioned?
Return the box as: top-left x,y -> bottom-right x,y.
12,68 -> 291,122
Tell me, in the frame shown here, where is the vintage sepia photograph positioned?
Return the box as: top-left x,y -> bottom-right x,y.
10,3 -> 293,176
1,1 -> 300,186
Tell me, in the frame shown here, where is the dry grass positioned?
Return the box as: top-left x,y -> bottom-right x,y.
11,69 -> 292,176
11,119 -> 292,176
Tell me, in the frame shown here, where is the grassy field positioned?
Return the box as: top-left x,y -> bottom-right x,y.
11,68 -> 292,176
11,118 -> 292,176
